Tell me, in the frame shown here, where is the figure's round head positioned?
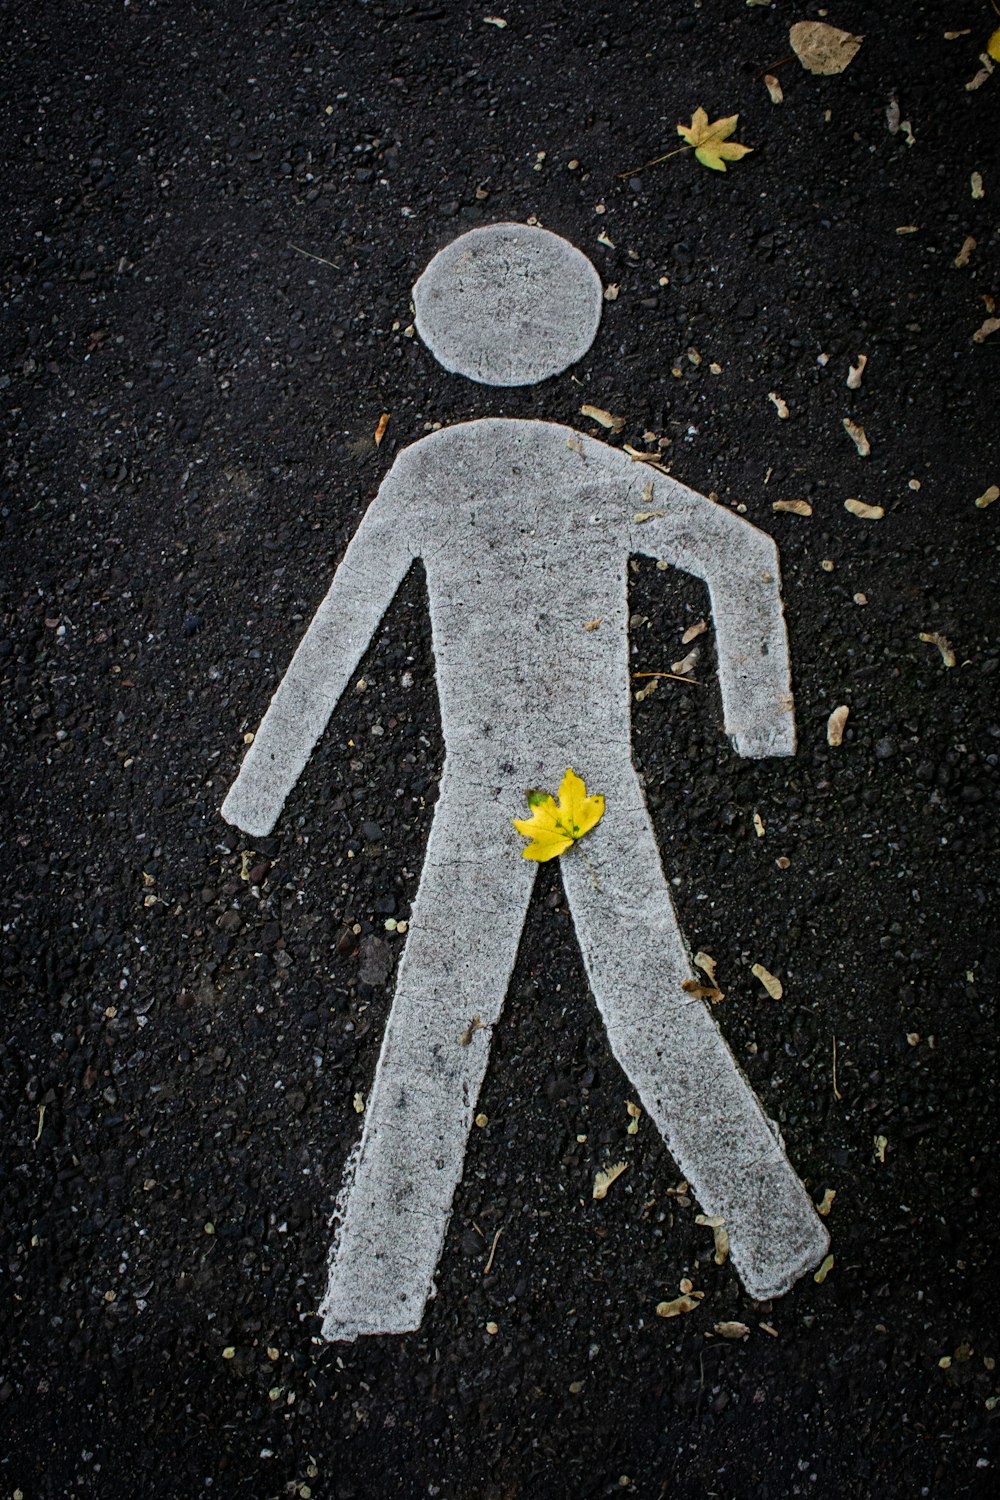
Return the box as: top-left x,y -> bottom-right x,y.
412,223 -> 603,387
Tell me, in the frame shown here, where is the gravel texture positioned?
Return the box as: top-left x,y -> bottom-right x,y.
2,2 -> 998,1497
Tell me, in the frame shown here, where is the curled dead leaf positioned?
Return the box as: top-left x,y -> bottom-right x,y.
817,1188 -> 837,1217
695,1213 -> 731,1265
827,705 -> 850,746
681,979 -> 725,1003
874,1134 -> 888,1163
844,498 -> 884,519
581,403 -> 626,433
655,1291 -> 704,1319
843,418 -> 871,456
593,1161 -> 628,1200
846,354 -> 867,389
954,237 -> 976,269
790,20 -> 863,75
813,1253 -> 835,1284
714,1321 -> 750,1340
634,509 -> 666,523
973,317 -> 1000,344
671,647 -> 700,676
681,619 -> 708,645
753,811 -> 765,838
772,499 -> 812,516
751,963 -> 783,1000
918,632 -> 956,668
971,172 -> 985,200
373,412 -> 390,447
763,74 -> 784,104
583,616 -> 604,631
975,485 -> 998,508
626,1100 -> 641,1135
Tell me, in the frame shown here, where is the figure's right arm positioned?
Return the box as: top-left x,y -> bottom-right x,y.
221,471 -> 416,836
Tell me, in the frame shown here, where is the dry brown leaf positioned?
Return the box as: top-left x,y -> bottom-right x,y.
583,616 -> 604,631
655,1292 -> 704,1319
694,951 -> 718,985
764,74 -> 784,104
373,412 -> 390,447
847,354 -> 868,389
696,1213 -> 731,1265
973,317 -> 1000,344
593,1161 -> 628,1200
751,962 -> 783,1000
844,498 -> 884,519
966,55 -> 994,91
671,647 -> 700,676
843,418 -> 871,456
817,1188 -> 837,1217
813,1253 -> 835,1284
918,631 -> 956,668
753,811 -> 766,838
768,391 -> 790,418
772,499 -> 813,516
633,509 -> 666,523
681,619 -> 708,645
681,980 -> 725,1003
581,403 -> 626,433
954,236 -> 976,268
790,20 -> 863,75
975,485 -> 998,508
352,1091 -> 365,1114
626,1099 -> 641,1135
776,855 -> 791,870
603,283 -> 620,301
714,1321 -> 750,1340
827,705 -> 850,745
634,678 -> 659,703
971,171 -> 985,200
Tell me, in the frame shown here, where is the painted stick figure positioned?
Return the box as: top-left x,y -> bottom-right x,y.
222,224 -> 829,1341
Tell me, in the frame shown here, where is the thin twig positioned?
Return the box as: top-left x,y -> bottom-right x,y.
832,1036 -> 843,1102
483,1227 -> 504,1276
578,847 -> 601,892
753,53 -> 795,83
617,143 -> 692,178
632,671 -> 707,687
288,242 -> 341,270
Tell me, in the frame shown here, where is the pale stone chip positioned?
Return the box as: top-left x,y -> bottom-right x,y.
751,963 -> 783,1000
844,498 -> 884,519
772,499 -> 812,516
842,418 -> 871,456
975,485 -> 998,508
790,20 -> 863,75
593,1161 -> 628,1199
827,705 -> 850,745
918,632 -> 956,668
655,1291 -> 704,1319
846,354 -> 867,389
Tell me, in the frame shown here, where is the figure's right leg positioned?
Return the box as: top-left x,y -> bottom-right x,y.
319,769 -> 536,1340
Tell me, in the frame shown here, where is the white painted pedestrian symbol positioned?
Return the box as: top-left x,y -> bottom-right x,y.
222,223 -> 830,1341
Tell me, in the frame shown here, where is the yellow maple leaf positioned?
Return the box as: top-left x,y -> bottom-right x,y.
512,768 -> 605,862
677,108 -> 753,173
989,27 -> 1000,62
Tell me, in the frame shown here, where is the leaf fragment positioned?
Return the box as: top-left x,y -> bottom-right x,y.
844,497 -> 883,519
753,811 -> 766,838
975,485 -> 998,509
670,647 -> 701,677
696,1214 -> 731,1265
681,619 -> 708,645
677,108 -> 753,173
593,1161 -> 628,1200
763,74 -> 784,105
813,1253 -> 835,1284
352,1091 -> 365,1113
990,28 -> 1000,61
751,963 -> 783,1000
790,20 -> 863,75
513,768 -> 605,863
373,412 -> 390,447
972,317 -> 1000,344
714,1320 -> 750,1340
655,1291 -> 704,1319
966,55 -> 994,91
458,1015 -> 484,1046
768,391 -> 790,419
846,354 -> 867,389
971,171 -> 985,200
580,403 -> 626,433
626,1100 -> 641,1135
817,1188 -> 837,1217
772,499 -> 812,516
633,509 -> 666,523
827,705 -> 850,746
842,418 -> 871,456
918,632 -> 956,668
954,236 -> 976,269
681,979 -> 725,1003
874,1134 -> 888,1163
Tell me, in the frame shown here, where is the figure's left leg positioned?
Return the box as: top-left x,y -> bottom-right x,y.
561,780 -> 828,1300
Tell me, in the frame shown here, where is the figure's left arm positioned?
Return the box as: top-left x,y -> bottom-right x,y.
626,470 -> 795,758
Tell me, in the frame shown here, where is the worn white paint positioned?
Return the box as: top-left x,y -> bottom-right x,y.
412,223 -> 603,386
222,228 -> 829,1342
